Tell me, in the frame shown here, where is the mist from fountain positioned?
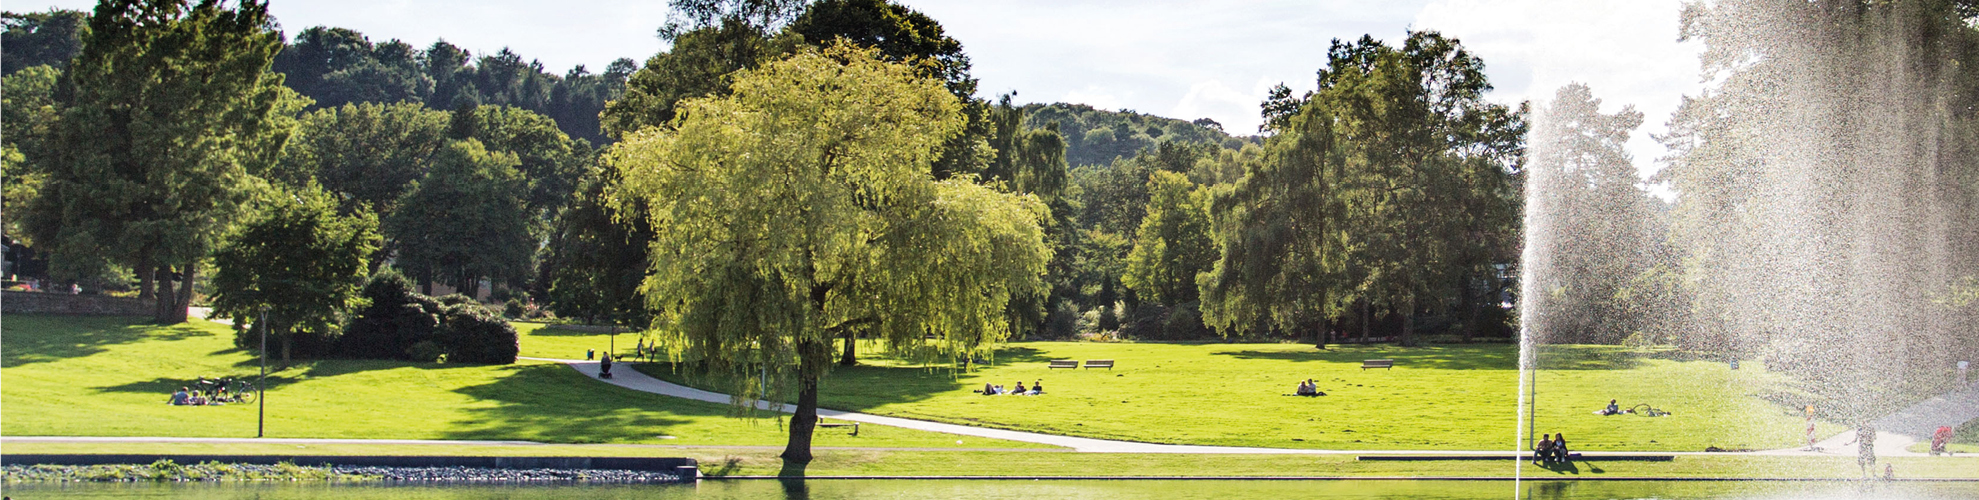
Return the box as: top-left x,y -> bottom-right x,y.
1517,0 -> 1978,480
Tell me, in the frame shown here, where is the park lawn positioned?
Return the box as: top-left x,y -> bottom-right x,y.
511,322 -> 648,360
630,341 -> 1848,452
5,441 -> 1977,479
0,315 -> 1051,449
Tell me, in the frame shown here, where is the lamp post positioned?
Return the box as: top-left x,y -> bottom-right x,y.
257,305 -> 268,438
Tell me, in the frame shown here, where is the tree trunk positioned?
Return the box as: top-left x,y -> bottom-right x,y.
838,330 -> 857,366
1461,275 -> 1478,344
1401,295 -> 1417,347
136,253 -> 155,300
168,262 -> 195,323
1360,300 -> 1371,341
781,339 -> 826,465
154,265 -> 179,323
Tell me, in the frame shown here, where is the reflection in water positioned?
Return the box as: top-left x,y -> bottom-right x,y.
8,480 -> 1979,500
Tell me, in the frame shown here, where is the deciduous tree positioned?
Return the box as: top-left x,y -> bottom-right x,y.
209,185 -> 381,361
610,44 -> 1049,466
28,0 -> 295,323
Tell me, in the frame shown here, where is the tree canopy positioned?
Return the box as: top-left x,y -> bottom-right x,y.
26,0 -> 295,323
609,43 -> 1050,465
209,185 -> 381,361
1201,32 -> 1524,345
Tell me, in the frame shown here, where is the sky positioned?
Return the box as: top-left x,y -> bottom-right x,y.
17,0 -> 1705,179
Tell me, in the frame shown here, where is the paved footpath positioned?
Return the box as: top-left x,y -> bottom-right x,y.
1757,381 -> 1979,458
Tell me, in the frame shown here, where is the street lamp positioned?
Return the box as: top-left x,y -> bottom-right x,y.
257,305 -> 268,438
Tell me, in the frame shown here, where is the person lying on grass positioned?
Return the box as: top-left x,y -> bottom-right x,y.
1598,399 -> 1621,415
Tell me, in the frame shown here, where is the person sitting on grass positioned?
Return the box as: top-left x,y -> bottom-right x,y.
1551,433 -> 1571,462
169,387 -> 191,406
1295,380 -> 1313,396
1599,399 -> 1621,416
1029,380 -> 1043,395
1535,434 -> 1554,463
1013,381 -> 1028,395
188,391 -> 209,406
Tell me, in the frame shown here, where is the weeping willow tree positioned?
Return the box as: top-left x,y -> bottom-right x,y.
607,43 -> 1050,465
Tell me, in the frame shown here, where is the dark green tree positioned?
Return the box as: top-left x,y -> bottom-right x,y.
384,139 -> 534,297
280,102 -> 450,216
2,65 -> 62,242
542,168 -> 653,328
1,9 -> 88,74
27,0 -> 295,323
209,185 -> 381,361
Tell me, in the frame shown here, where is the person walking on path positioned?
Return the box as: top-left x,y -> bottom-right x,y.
1844,424 -> 1876,479
599,353 -> 614,379
1804,405 -> 1819,451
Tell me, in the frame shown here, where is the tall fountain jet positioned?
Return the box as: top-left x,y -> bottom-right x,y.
1519,0 -> 1979,476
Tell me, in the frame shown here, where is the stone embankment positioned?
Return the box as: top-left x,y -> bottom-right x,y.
3,463 -> 687,484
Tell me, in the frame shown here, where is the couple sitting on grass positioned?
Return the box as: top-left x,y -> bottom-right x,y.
1293,379 -> 1326,397
982,380 -> 1043,396
167,387 -> 231,406
1534,433 -> 1572,463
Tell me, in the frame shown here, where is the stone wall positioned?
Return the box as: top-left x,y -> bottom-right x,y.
2,290 -> 154,316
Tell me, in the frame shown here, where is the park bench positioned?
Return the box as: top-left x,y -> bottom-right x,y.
818,420 -> 860,436
1085,359 -> 1114,370
1361,359 -> 1394,370
1049,360 -> 1079,369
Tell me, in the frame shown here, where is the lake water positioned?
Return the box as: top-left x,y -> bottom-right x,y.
7,480 -> 1978,499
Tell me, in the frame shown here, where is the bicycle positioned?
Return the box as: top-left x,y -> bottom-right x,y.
189,376 -> 256,404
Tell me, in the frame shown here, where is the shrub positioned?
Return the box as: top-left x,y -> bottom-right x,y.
338,269 -> 443,360
440,304 -> 519,364
405,341 -> 446,363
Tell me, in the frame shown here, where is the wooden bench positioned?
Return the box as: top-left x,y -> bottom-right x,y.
1048,360 -> 1079,369
818,421 -> 860,436
1361,359 -> 1394,370
1084,359 -> 1114,370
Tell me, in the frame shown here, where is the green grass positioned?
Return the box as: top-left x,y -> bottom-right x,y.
5,441 -> 1977,479
632,341 -> 1853,452
0,315 -> 1049,449
511,322 -> 645,360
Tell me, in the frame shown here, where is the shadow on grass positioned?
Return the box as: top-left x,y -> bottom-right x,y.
1214,345 -> 1669,371
439,363 -> 710,443
1,315 -> 215,367
94,374 -> 304,396
1214,345 -> 1521,370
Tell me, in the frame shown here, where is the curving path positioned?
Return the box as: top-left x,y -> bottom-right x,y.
1757,381 -> 1979,458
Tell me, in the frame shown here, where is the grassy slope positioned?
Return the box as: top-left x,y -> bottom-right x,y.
0,315 -> 1047,449
633,341 -> 1852,451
